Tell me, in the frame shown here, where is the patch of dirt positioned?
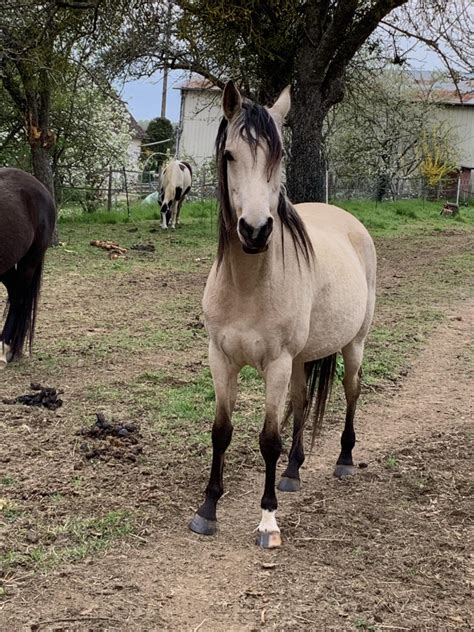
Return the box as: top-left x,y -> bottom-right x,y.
0,230 -> 472,630
130,243 -> 155,252
375,230 -> 474,290
0,286 -> 471,632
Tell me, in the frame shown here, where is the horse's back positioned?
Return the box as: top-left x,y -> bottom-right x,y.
162,161 -> 192,189
0,168 -> 55,274
295,202 -> 371,239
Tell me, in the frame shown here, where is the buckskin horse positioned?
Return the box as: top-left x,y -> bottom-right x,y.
0,168 -> 55,366
159,159 -> 192,229
189,83 -> 377,548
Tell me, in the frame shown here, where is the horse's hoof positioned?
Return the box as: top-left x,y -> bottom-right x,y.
277,476 -> 301,492
257,531 -> 281,549
189,513 -> 217,536
334,464 -> 356,479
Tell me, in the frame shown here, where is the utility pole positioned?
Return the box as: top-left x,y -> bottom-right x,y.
161,65 -> 168,118
161,1 -> 172,118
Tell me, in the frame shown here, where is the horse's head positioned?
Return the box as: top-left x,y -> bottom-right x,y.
217,82 -> 291,255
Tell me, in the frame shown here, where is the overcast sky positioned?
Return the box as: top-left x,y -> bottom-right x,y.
119,70 -> 184,124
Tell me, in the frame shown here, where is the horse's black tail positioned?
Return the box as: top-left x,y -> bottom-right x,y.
9,259 -> 44,360
281,354 -> 338,452
306,354 -> 338,450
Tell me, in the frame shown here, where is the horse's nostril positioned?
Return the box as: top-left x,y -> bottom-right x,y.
265,217 -> 273,234
239,217 -> 273,246
238,217 -> 253,241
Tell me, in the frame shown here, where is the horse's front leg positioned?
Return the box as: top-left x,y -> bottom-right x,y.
258,353 -> 292,548
189,342 -> 238,536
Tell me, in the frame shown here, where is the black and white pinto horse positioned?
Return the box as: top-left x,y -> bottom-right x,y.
0,168 -> 55,367
159,159 -> 192,229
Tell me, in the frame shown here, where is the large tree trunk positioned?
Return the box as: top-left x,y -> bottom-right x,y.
31,143 -> 54,196
286,93 -> 326,204
23,63 -> 59,245
287,86 -> 328,204
29,133 -> 59,246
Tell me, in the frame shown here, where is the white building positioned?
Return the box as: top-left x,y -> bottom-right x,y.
414,72 -> 474,193
175,79 -> 222,168
175,74 -> 474,194
127,113 -> 147,170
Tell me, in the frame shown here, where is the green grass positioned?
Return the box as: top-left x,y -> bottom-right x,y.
0,510 -> 134,575
49,198 -> 474,285
49,199 -> 474,414
385,454 -> 399,469
58,197 -> 474,239
0,476 -> 15,486
1,196 -> 473,583
59,199 -> 217,226
339,198 -> 474,236
362,248 -> 473,386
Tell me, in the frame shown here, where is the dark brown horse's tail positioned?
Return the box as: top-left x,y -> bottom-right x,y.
305,354 -> 338,451
9,259 -> 44,360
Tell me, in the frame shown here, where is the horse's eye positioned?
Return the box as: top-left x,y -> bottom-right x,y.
224,150 -> 235,162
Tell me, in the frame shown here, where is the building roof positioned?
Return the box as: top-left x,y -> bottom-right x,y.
129,113 -> 147,140
412,70 -> 474,106
176,78 -> 221,92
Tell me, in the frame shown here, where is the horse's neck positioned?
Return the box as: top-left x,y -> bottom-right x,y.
221,221 -> 285,293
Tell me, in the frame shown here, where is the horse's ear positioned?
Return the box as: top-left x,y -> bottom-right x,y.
222,81 -> 242,121
269,85 -> 291,126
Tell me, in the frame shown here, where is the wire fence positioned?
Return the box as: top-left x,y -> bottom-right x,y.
328,174 -> 472,205
57,166 -> 473,216
58,168 -> 159,215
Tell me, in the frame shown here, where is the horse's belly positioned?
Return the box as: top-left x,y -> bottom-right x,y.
300,280 -> 369,360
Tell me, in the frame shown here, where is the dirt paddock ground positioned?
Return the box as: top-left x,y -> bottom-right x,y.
0,215 -> 472,631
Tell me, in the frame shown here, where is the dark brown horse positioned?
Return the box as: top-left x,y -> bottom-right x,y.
0,168 -> 55,366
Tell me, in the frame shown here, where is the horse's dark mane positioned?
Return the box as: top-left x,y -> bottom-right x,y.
215,101 -> 314,266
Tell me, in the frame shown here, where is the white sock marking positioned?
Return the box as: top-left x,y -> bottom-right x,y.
258,509 -> 280,533
1,342 -> 11,365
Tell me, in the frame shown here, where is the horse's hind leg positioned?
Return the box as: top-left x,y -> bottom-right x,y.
170,188 -> 182,229
176,187 -> 190,227
0,292 -> 12,366
189,343 -> 239,536
175,198 -> 184,227
0,254 -> 43,364
278,361 -> 307,492
334,339 -> 364,478
0,269 -> 19,366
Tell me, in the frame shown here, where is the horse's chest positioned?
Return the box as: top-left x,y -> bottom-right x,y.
204,294 -> 304,369
214,324 -> 281,370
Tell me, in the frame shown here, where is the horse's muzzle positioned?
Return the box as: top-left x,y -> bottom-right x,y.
238,217 -> 273,254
